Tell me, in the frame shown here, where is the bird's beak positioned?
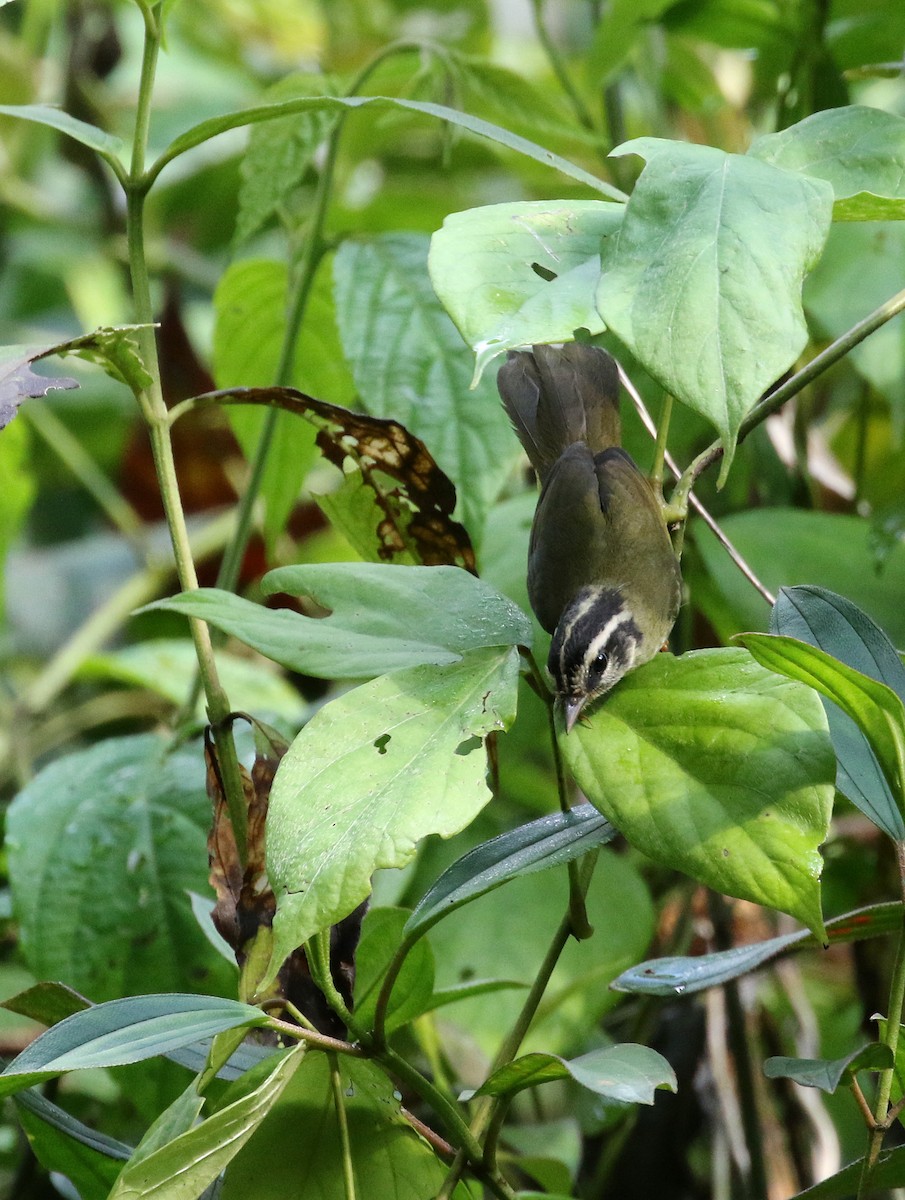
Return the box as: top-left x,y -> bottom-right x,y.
563,696 -> 587,734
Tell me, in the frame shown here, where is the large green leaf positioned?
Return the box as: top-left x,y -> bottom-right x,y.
467,1044 -> 676,1105
107,1046 -> 305,1200
772,586 -> 905,839
149,94 -> 623,198
596,139 -> 833,473
750,106 -> 905,221
0,995 -> 267,1099
562,649 -> 834,937
212,256 -> 355,552
428,200 -> 621,380
333,233 -> 519,538
265,646 -> 520,982
6,734 -> 232,1001
221,1055 -> 447,1199
147,563 -> 531,679
405,803 -> 616,940
614,902 -> 902,996
739,633 -> 905,821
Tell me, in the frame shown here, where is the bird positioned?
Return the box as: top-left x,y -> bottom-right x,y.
497,343 -> 682,732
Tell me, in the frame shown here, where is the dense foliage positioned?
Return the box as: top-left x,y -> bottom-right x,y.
2,1 -> 905,1198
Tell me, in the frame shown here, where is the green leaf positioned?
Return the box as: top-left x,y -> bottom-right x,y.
404,803 -> 616,939
221,1055 -> 447,1199
15,1089 -> 130,1200
422,978 -> 528,1013
750,106 -> 905,221
235,73 -> 340,246
588,0 -> 676,81
793,1146 -> 905,1199
739,633 -> 905,822
562,648 -> 834,938
6,734 -> 233,1000
772,586 -> 905,839
614,902 -> 903,996
81,639 -> 308,722
428,200 -> 621,380
150,94 -> 624,199
108,1045 -> 306,1200
0,995 -> 268,1099
333,233 -> 519,537
353,908 -> 434,1034
763,1044 -> 893,1093
467,1044 -> 676,1105
212,255 -> 355,551
0,416 -> 35,611
265,646 -> 520,984
146,563 -> 531,679
0,103 -> 124,164
596,139 -> 832,475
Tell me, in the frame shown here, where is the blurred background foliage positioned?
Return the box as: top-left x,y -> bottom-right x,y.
1,0 -> 905,1197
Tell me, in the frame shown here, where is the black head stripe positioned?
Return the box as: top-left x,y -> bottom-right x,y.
548,588 -> 641,698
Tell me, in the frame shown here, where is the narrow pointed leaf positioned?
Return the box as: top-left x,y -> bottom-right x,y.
772,586 -> 905,838
0,995 -> 268,1098
614,902 -> 903,995
0,103 -> 124,162
764,1044 -> 892,1093
405,803 -> 616,939
739,632 -> 905,820
596,139 -> 832,474
265,646 -> 519,984
562,648 -> 834,938
467,1044 -> 675,1105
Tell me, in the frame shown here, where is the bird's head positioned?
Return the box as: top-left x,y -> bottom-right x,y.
548,586 -> 643,733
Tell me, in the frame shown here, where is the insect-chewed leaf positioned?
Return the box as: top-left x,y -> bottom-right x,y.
195,385 -> 475,570
0,346 -> 77,429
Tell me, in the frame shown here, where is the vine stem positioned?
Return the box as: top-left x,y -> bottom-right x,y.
330,1053 -> 358,1200
124,3 -> 248,856
859,840 -> 905,1196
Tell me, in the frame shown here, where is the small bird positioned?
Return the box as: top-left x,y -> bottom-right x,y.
497,343 -> 681,732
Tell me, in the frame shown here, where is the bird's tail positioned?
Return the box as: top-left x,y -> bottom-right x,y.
497,343 -> 621,484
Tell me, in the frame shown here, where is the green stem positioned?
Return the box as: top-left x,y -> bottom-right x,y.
650,392 -> 673,495
672,284 -> 905,507
330,1053 -> 358,1200
307,930 -> 359,1033
530,0 -> 597,135
372,934 -> 416,1049
859,841 -> 905,1195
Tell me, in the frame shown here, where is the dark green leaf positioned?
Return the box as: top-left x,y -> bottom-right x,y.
750,106 -> 905,221
597,139 -> 832,475
764,1044 -> 893,1093
147,564 -> 531,679
353,908 -> 434,1034
772,586 -> 905,838
1,981 -> 90,1026
562,648 -> 834,938
265,646 -> 520,983
333,233 -> 519,537
614,902 -> 902,995
16,1091 -> 128,1200
793,1146 -> 905,1199
739,633 -> 905,823
7,734 -> 234,1000
467,1044 -> 676,1105
0,994 -> 268,1098
404,803 -> 616,939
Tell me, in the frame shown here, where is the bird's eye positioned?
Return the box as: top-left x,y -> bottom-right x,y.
593,650 -> 608,671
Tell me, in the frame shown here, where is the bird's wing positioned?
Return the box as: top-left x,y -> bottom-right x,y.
533,344 -> 621,462
496,352 -> 549,479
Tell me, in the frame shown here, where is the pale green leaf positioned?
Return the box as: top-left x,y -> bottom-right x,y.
0,103 -> 124,163
467,1044 -> 676,1105
562,648 -> 834,938
764,1044 -> 892,1093
265,646 -> 520,983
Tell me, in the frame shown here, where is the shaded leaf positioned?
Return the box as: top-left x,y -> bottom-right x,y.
466,1044 -> 676,1105
792,1147 -> 905,1199
333,233 -> 519,538
1,981 -> 90,1026
194,385 -> 475,570
750,105 -> 905,221
353,908 -> 434,1034
772,586 -> 905,839
614,902 -> 903,996
147,563 -> 531,679
764,1043 -> 892,1093
108,1045 -> 306,1200
6,734 -> 234,1000
16,1090 -> 128,1200
596,139 -> 832,475
405,803 -> 616,940
739,632 -> 905,822
0,345 -> 77,429
562,648 -> 834,938
0,995 -> 268,1098
265,646 -> 520,985
428,200 -> 621,380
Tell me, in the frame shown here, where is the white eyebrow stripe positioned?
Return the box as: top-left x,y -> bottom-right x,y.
582,607 -> 636,667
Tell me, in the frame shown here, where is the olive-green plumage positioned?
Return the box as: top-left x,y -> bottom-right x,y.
497,343 -> 682,730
